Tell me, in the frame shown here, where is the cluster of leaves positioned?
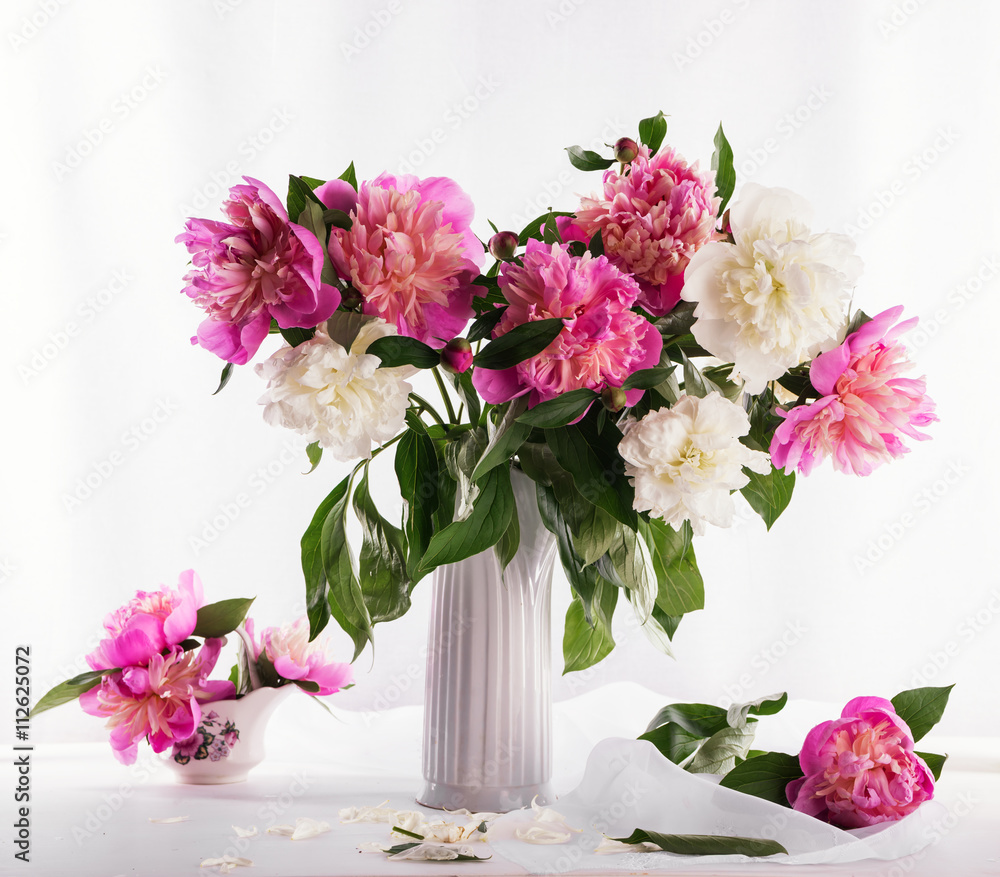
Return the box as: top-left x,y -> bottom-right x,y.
31,598 -> 256,717
639,685 -> 953,808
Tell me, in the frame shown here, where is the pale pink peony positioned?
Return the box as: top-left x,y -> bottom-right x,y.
566,144 -> 720,316
80,640 -> 235,765
177,177 -> 341,365
472,240 -> 662,408
86,570 -> 205,672
258,617 -> 353,696
786,696 -> 935,828
320,173 -> 484,347
770,307 -> 936,476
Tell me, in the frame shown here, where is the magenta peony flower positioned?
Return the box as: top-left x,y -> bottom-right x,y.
770,306 -> 937,476
319,173 -> 484,347
258,617 -> 353,696
86,570 -> 205,672
80,640 -> 235,765
177,177 -> 341,365
786,697 -> 935,828
472,240 -> 662,408
566,145 -> 720,316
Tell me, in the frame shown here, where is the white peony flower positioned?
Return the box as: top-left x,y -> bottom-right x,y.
254,319 -> 412,462
681,183 -> 863,394
619,393 -> 771,535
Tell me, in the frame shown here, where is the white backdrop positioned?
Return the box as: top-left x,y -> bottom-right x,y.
3,0 -> 998,750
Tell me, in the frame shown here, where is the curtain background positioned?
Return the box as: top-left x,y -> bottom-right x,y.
3,0 -> 997,749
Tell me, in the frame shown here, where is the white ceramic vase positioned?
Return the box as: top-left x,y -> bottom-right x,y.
419,468 -> 557,812
165,685 -> 294,784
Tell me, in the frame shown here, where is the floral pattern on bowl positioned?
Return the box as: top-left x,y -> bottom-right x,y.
172,710 -> 240,764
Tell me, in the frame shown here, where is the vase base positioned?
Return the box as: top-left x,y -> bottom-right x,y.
417,780 -> 554,814
173,772 -> 248,785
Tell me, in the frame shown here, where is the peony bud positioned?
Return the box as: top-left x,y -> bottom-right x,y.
613,137 -> 639,163
601,385 -> 627,412
441,338 -> 474,374
340,285 -> 364,310
488,231 -> 519,262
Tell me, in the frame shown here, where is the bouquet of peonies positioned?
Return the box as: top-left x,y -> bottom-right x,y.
176,113 -> 936,669
32,571 -> 352,763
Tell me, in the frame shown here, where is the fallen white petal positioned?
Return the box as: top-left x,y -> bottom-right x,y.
231,825 -> 258,838
594,836 -> 661,855
390,810 -> 426,833
267,824 -> 296,837
515,825 -> 573,844
338,800 -> 396,823
386,843 -> 465,861
149,815 -> 190,824
357,841 -> 392,853
200,855 -> 253,869
290,817 -> 331,840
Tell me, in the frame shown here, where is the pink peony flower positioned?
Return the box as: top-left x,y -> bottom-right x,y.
80,639 -> 235,765
86,570 -> 205,672
770,306 -> 937,476
472,240 -> 662,408
786,696 -> 935,828
565,145 -> 720,316
258,617 -> 353,696
177,177 -> 341,365
319,173 -> 484,347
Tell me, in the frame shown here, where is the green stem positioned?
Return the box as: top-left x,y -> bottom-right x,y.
432,367 -> 458,423
408,393 -> 446,428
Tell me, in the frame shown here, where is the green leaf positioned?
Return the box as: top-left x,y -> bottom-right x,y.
915,750 -> 948,781
638,111 -> 667,154
641,519 -> 704,615
353,469 -> 411,625
680,348 -> 723,398
598,527 -> 656,616
611,829 -> 787,858
740,466 -> 795,530
451,368 -> 482,428
176,638 -> 201,651
621,366 -> 676,391
279,326 -> 315,347
394,420 -> 440,582
444,427 -> 487,521
719,752 -> 804,806
542,209 -> 563,245
517,388 -> 598,428
635,602 -> 681,657
299,174 -> 325,189
31,670 -> 106,718
366,335 -> 440,369
295,198 -> 329,247
563,584 -> 617,673
467,306 -> 507,343
322,207 -> 352,231
472,397 -> 530,481
891,685 -> 955,743
588,229 -> 604,257
545,416 -> 637,528
565,145 -> 615,171
657,300 -> 697,337
320,476 -> 372,661
473,317 -> 564,371
495,497 -> 520,573
518,211 -> 575,246
293,679 -> 321,694
193,597 -> 255,638
417,464 -> 514,574
305,442 -> 323,474
688,724 -> 757,774
639,722 -> 707,765
213,362 -> 234,395
712,123 -> 737,213
644,701 -> 730,737
302,477 -> 351,639
727,692 -> 788,728
338,160 -> 358,191
286,174 -> 324,228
